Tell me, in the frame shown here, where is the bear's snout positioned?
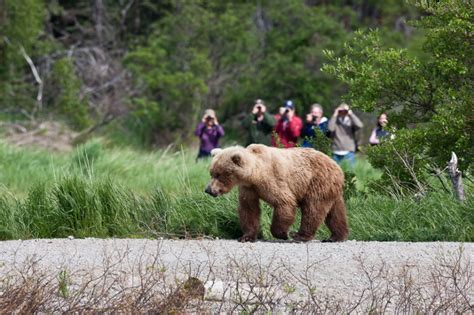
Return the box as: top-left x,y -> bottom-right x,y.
205,185 -> 218,197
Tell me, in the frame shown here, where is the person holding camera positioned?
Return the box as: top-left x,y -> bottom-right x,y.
272,100 -> 302,148
194,109 -> 224,160
241,99 -> 276,146
328,103 -> 363,166
301,103 -> 329,148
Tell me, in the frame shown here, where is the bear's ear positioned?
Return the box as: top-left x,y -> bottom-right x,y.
211,148 -> 222,157
231,153 -> 243,166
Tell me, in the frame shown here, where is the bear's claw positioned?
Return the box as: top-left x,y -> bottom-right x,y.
290,232 -> 313,242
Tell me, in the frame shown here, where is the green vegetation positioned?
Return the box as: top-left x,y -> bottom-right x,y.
0,0 -> 422,143
0,141 -> 471,242
0,1 -> 471,242
323,0 -> 473,185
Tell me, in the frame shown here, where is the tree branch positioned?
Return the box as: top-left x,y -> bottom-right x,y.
447,152 -> 466,202
20,45 -> 43,115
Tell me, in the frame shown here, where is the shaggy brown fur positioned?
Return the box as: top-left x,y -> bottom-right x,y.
205,144 -> 349,242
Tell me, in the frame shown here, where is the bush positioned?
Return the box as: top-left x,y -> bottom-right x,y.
51,58 -> 91,129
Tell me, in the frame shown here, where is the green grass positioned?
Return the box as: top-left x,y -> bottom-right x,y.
0,139 -> 471,241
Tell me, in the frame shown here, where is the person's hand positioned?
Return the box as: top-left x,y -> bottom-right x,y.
202,115 -> 208,123
213,117 -> 219,125
252,106 -> 258,115
335,104 -> 350,117
279,107 -> 285,116
252,104 -> 266,115
306,113 -> 313,123
287,109 -> 294,121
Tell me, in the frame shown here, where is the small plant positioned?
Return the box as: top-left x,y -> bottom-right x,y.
303,128 -> 331,155
57,269 -> 70,298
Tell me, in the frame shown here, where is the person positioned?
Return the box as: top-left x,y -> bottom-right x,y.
369,112 -> 390,145
194,109 -> 224,160
328,103 -> 363,166
272,100 -> 303,148
241,99 -> 276,146
301,103 -> 329,148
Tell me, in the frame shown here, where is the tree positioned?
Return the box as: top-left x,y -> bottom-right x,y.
323,0 -> 473,185
0,0 -> 45,116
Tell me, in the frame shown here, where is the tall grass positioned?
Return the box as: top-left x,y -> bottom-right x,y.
0,140 -> 471,241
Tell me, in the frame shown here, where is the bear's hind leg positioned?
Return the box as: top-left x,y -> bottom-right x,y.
238,187 -> 261,242
270,205 -> 296,240
323,196 -> 349,242
292,200 -> 332,242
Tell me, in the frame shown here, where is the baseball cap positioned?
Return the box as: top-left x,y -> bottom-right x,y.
284,100 -> 294,109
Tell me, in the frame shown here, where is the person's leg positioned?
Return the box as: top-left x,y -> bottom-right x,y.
196,149 -> 211,161
332,154 -> 343,164
345,152 -> 356,168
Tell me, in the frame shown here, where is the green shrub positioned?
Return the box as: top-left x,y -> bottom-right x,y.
303,129 -> 331,155
51,58 -> 91,130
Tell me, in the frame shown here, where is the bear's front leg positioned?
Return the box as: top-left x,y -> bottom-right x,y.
237,187 -> 261,242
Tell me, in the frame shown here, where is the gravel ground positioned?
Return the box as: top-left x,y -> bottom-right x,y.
0,239 -> 472,310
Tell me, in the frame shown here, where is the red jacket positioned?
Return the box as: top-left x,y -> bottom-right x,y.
272,115 -> 303,148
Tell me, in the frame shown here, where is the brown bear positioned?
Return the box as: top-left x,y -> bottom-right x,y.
205,144 -> 348,242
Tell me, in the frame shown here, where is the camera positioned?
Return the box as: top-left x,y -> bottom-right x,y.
312,115 -> 318,123
205,115 -> 213,120
256,105 -> 262,111
339,109 -> 348,115
284,108 -> 290,114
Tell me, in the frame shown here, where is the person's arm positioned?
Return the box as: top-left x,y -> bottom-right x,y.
261,112 -> 276,129
194,122 -> 206,137
241,114 -> 253,129
349,112 -> 364,130
216,124 -> 225,138
288,117 -> 302,138
369,128 -> 379,144
328,116 -> 337,132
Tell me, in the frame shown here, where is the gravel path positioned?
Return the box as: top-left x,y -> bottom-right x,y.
0,239 -> 472,310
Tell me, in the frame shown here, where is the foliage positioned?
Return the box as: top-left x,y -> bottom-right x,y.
341,158 -> 383,196
51,58 -> 91,129
123,0 -> 419,143
0,0 -> 424,144
323,0 -> 473,184
303,129 -> 331,155
0,0 -> 46,112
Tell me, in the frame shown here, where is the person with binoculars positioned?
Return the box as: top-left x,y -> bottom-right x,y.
272,100 -> 303,148
301,103 -> 329,148
328,103 -> 363,166
194,109 -> 224,160
241,99 -> 276,146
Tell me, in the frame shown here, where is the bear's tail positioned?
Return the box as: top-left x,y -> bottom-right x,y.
324,197 -> 349,242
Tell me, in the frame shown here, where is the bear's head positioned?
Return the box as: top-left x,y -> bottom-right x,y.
205,146 -> 253,197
